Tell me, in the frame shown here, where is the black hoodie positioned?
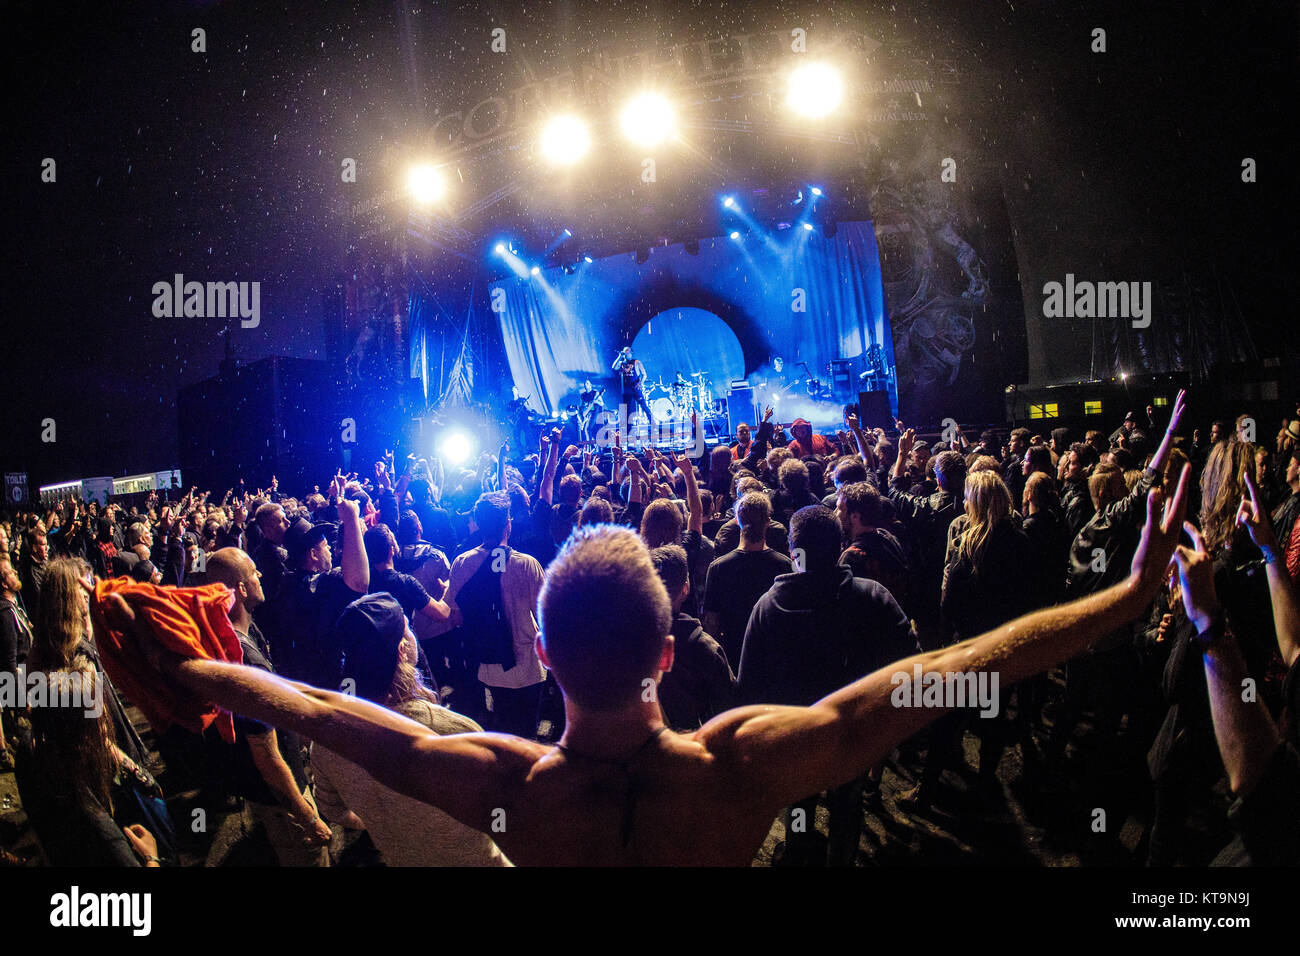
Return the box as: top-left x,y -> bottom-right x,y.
737,566 -> 918,707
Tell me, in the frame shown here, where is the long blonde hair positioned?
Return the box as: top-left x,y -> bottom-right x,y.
959,471 -> 1014,570
1200,440 -> 1253,552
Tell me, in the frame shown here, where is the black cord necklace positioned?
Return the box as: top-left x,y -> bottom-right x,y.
555,726 -> 668,849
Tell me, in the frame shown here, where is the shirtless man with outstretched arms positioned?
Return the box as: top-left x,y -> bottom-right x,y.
98,467 -> 1190,866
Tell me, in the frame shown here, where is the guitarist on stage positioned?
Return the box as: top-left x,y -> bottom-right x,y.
576,379 -> 606,443
611,346 -> 654,436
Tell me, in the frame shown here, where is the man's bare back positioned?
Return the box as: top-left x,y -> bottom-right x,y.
484,730 -> 778,866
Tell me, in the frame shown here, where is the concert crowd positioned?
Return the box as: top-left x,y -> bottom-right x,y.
1,395 -> 1298,867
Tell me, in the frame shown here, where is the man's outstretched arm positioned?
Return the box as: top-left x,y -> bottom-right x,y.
88,592 -> 536,837
174,659 -> 533,830
698,465 -> 1190,811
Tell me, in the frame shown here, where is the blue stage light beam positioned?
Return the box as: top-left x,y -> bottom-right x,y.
545,228 -> 574,255
495,242 -> 531,278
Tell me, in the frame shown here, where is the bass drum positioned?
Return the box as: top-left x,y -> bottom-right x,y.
650,397 -> 680,421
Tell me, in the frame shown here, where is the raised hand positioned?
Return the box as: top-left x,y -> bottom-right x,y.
1129,462 -> 1191,596
1236,471 -> 1281,557
897,428 -> 916,458
1172,522 -> 1222,635
337,496 -> 361,523
1165,389 -> 1188,435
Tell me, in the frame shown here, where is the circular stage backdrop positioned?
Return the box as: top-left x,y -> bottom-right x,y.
630,307 -> 745,398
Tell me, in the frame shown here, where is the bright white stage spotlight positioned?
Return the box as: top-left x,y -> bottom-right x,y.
539,115 -> 590,166
802,222 -> 814,231
439,431 -> 473,466
530,266 -> 540,275
722,196 -> 736,209
729,231 -> 741,240
621,93 -> 675,146
494,243 -> 506,254
787,63 -> 844,118
407,164 -> 446,204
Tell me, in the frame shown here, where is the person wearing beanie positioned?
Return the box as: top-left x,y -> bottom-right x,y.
310,593 -> 510,866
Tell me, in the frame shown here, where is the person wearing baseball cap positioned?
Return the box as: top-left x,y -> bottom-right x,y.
260,498 -> 368,691
311,593 -> 509,865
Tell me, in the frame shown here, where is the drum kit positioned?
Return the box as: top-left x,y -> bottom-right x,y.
645,371 -> 721,425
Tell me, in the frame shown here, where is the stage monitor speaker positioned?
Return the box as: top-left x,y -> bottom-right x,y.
857,390 -> 893,430
829,359 -> 855,403
727,385 -> 755,437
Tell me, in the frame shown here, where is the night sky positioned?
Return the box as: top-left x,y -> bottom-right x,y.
8,0 -> 1297,489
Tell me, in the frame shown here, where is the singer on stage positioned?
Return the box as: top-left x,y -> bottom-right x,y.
612,346 -> 654,435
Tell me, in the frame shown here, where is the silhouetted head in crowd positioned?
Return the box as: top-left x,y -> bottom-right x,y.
474,492 -> 512,546
736,491 -> 772,545
788,505 -> 842,575
397,510 -> 423,547
255,502 -> 290,544
933,451 -> 968,497
1107,446 -> 1135,472
1022,443 -> 1053,477
1066,442 -> 1097,480
1023,471 -> 1058,515
580,497 -> 615,527
206,547 -> 265,614
558,473 -> 583,507
363,524 -> 399,569
1088,463 -> 1127,512
832,458 -> 868,489
836,482 -> 886,540
778,458 -> 810,495
649,544 -> 690,615
640,498 -> 684,549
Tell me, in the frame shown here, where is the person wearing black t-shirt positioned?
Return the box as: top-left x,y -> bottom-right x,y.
702,492 -> 792,669
649,545 -> 735,731
205,548 -> 331,866
261,499 -> 369,693
363,524 -> 452,625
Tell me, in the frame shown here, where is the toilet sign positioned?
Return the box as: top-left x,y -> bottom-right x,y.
5,473 -> 27,505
